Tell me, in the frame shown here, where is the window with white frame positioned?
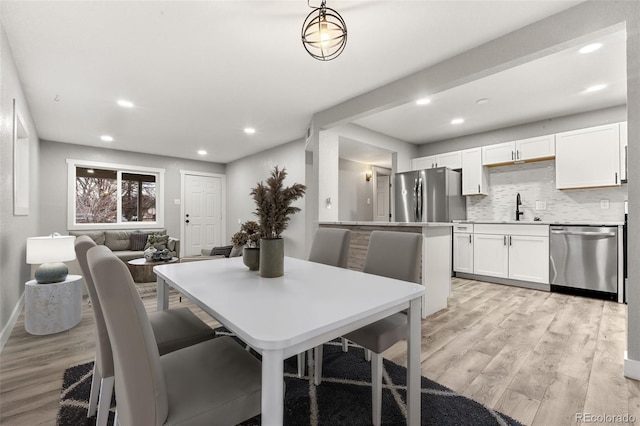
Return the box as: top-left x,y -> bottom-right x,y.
67,159 -> 165,230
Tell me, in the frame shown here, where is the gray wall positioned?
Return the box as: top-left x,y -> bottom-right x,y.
225,139 -> 307,259
0,19 -> 40,346
338,158 -> 374,222
39,140 -> 225,238
417,105 -> 627,157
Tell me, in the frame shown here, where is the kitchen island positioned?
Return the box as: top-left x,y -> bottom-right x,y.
318,221 -> 453,318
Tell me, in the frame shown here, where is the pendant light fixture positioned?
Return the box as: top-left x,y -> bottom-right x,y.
301,0 -> 347,61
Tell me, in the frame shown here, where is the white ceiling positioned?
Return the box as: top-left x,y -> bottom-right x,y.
1,1 -> 592,165
353,29 -> 627,145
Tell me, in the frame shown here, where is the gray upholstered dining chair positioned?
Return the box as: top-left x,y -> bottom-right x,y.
316,230 -> 422,426
87,244 -> 262,426
296,228 -> 352,378
75,236 -> 215,426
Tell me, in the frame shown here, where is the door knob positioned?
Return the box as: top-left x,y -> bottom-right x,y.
185,219 -> 190,224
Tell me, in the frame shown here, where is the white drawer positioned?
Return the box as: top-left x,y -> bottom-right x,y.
474,223 -> 549,236
453,224 -> 474,233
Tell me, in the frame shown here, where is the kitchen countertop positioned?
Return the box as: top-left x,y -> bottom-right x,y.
453,220 -> 624,226
319,221 -> 454,227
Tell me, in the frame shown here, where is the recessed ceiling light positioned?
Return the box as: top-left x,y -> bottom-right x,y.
415,98 -> 431,106
583,84 -> 607,93
451,118 -> 464,125
579,43 -> 602,54
100,135 -> 114,142
117,99 -> 134,108
197,150 -> 207,156
476,98 -> 489,105
244,127 -> 256,135
87,169 -> 94,174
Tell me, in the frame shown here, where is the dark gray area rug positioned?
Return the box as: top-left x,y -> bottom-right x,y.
57,329 -> 524,426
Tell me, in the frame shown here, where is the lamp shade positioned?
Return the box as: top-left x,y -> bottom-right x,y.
26,234 -> 76,264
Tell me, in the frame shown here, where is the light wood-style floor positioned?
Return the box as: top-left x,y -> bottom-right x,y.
0,278 -> 636,425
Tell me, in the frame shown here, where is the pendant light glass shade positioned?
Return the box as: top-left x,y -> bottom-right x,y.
301,0 -> 347,61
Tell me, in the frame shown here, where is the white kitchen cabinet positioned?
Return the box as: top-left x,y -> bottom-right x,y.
517,134 -> 555,161
482,142 -> 514,165
435,151 -> 462,169
411,155 -> 436,170
483,134 -> 555,166
555,123 -> 621,189
411,151 -> 462,170
453,224 -> 474,273
473,233 -> 509,278
461,148 -> 489,195
473,224 -> 549,284
508,235 -> 549,283
620,122 -> 628,181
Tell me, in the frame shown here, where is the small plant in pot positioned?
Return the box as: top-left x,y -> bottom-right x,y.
231,221 -> 261,271
251,166 -> 306,277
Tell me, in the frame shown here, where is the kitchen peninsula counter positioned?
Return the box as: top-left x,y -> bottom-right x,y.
318,221 -> 453,317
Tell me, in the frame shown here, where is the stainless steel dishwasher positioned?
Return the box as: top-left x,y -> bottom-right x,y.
549,225 -> 618,296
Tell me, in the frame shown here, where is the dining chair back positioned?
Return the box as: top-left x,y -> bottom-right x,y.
87,245 -> 262,426
363,230 -> 421,283
308,227 -> 351,268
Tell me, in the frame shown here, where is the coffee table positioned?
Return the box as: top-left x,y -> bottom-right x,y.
127,257 -> 178,283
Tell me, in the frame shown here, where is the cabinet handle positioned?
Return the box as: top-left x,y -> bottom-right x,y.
615,172 -> 618,184
503,235 -> 507,245
478,184 -> 480,193
516,150 -> 520,160
509,236 -> 512,246
469,234 -> 472,244
511,151 -> 515,161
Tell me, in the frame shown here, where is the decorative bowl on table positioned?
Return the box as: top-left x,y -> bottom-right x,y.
144,248 -> 172,262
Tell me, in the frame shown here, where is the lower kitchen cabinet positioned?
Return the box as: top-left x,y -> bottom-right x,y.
468,224 -> 550,285
453,231 -> 474,273
473,234 -> 509,278
508,235 -> 549,283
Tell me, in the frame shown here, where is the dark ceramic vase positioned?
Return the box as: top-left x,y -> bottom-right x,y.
259,238 -> 284,278
242,247 -> 260,271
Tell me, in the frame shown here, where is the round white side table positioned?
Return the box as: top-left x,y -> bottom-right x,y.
24,275 -> 83,335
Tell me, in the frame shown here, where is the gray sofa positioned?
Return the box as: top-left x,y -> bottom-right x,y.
69,229 -> 180,261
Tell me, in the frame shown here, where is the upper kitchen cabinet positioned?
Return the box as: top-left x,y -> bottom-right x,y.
620,121 -> 628,181
555,123 -> 621,189
461,147 -> 489,195
411,151 -> 462,170
482,134 -> 555,166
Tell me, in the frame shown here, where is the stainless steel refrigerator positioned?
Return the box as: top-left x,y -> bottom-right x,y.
394,167 -> 466,222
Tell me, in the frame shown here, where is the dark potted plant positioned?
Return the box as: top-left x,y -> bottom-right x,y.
231,221 -> 261,270
250,166 -> 306,277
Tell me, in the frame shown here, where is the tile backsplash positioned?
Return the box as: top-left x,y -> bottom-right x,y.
466,160 -> 627,223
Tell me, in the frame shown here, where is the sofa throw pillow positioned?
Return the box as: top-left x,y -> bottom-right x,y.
229,245 -> 243,258
145,233 -> 169,251
130,232 -> 150,251
210,245 -> 233,257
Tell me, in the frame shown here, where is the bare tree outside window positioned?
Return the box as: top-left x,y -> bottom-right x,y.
75,167 -> 157,224
75,168 -> 117,223
121,173 -> 156,222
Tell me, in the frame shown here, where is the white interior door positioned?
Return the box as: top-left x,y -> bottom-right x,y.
184,174 -> 222,256
374,174 -> 390,222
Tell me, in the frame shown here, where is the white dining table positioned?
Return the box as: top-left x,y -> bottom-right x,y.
154,256 -> 425,426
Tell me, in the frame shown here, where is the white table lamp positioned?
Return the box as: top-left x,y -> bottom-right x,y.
27,233 -> 76,284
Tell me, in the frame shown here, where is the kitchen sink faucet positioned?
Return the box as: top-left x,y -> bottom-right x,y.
516,193 -> 524,221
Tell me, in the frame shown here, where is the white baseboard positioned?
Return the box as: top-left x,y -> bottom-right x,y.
0,292 -> 24,354
624,351 -> 640,380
